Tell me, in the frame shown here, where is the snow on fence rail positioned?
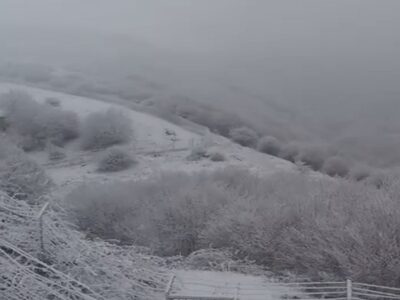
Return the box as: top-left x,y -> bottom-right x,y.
166,274 -> 400,300
1,193 -> 168,300
2,194 -> 400,300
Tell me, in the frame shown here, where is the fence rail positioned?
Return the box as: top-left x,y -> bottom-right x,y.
166,276 -> 400,300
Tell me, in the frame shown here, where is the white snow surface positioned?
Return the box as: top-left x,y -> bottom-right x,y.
171,270 -> 301,300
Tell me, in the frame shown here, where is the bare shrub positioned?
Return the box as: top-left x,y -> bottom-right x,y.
257,136 -> 281,156
229,126 -> 258,148
1,89 -> 79,150
97,147 -> 135,172
322,156 -> 350,177
0,137 -> 51,202
81,108 -> 133,150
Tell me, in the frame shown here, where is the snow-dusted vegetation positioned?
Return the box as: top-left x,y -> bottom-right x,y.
1,80 -> 400,299
257,135 -> 282,156
229,126 -> 259,148
97,146 -> 136,172
3,1 -> 400,297
0,190 -> 168,300
81,108 -> 133,150
0,137 -> 51,202
209,151 -> 226,162
66,167 -> 400,286
1,90 -> 79,150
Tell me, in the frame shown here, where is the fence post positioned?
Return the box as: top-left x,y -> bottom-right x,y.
234,283 -> 240,300
165,274 -> 175,300
347,279 -> 352,300
37,202 -> 50,254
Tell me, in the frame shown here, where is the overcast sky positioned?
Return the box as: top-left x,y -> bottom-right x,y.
1,0 -> 400,122
1,0 -> 400,55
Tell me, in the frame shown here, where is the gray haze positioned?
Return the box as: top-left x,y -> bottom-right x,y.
2,0 -> 400,165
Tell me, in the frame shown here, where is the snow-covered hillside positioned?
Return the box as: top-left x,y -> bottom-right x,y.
0,82 -> 300,300
0,82 -> 295,195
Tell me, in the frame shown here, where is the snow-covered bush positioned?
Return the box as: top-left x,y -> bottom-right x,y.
67,167 -> 400,286
183,249 -> 265,275
1,89 -> 79,150
209,151 -> 226,162
186,146 -> 208,161
97,146 -> 136,172
229,126 -> 258,148
0,137 -> 51,202
257,136 -> 281,156
279,142 -> 300,163
201,172 -> 400,286
169,98 -> 243,137
45,97 -> 61,107
0,187 -> 167,300
365,170 -> 393,189
47,144 -> 67,161
297,145 -> 327,171
350,164 -> 372,181
184,249 -> 235,271
67,171 -> 233,255
322,156 -> 350,177
81,108 -> 133,150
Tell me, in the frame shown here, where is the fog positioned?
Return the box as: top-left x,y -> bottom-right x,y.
2,0 -> 400,166
4,2 -> 400,293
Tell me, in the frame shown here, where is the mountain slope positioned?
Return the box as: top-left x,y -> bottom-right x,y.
0,82 -> 295,195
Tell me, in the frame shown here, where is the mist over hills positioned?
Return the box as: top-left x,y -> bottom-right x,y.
3,2 -> 400,297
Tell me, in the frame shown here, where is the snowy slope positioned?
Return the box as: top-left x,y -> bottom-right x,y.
0,82 -> 295,195
0,82 -> 300,299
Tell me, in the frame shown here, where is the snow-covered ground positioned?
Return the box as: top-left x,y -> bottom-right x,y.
0,82 -> 300,299
170,270 -> 303,300
0,82 -> 295,196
